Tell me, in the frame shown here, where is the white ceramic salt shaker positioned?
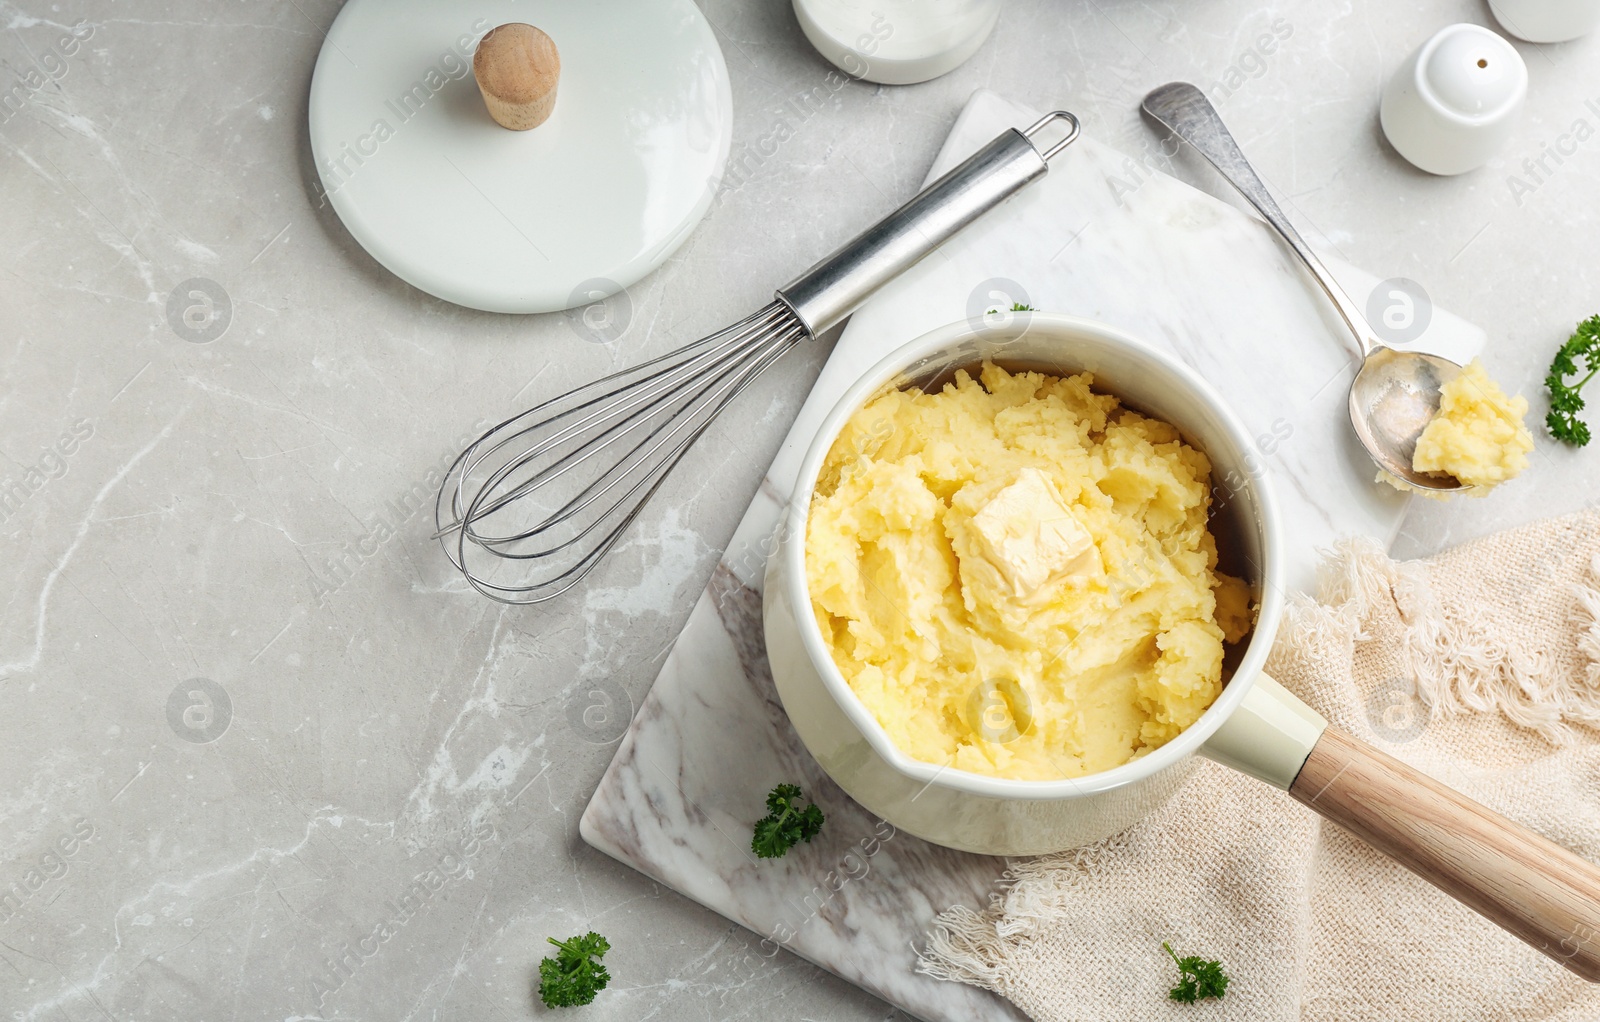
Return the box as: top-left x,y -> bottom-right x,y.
1380,24 -> 1528,176
792,0 -> 1001,85
1489,0 -> 1600,43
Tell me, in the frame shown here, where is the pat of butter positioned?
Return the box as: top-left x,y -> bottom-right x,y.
968,468 -> 1097,600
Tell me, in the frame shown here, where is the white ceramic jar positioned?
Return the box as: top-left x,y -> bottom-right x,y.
1379,24 -> 1528,176
792,0 -> 1002,85
1490,0 -> 1600,42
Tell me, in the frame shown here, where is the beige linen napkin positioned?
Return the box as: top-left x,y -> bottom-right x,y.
920,507 -> 1600,1021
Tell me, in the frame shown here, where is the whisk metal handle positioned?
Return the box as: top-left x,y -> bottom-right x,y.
775,111 -> 1081,338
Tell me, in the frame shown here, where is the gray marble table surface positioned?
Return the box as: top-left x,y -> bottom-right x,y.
1,1 -> 1595,1020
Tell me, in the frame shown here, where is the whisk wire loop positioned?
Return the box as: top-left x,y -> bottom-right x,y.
436,302 -> 807,603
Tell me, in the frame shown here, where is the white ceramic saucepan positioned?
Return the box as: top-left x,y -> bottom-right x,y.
763,313 -> 1600,980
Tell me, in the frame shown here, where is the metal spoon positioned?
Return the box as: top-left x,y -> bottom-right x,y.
1140,82 -> 1464,492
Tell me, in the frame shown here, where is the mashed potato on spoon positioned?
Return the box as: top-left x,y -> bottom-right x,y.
1409,358 -> 1534,490
805,362 -> 1251,781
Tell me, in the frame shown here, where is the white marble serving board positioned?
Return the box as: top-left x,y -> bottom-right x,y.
578,90 -> 1484,1022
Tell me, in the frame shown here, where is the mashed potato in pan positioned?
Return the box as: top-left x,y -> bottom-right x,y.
805,363 -> 1252,781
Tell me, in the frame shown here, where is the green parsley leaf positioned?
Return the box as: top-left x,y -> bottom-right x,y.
984,302 -> 1035,316
751,783 -> 826,859
1163,941 -> 1229,1003
538,932 -> 611,1008
1545,314 -> 1600,446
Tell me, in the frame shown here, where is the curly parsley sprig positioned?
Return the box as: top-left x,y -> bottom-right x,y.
538,932 -> 610,1008
751,783 -> 825,859
1163,942 -> 1230,1003
1545,314 -> 1600,446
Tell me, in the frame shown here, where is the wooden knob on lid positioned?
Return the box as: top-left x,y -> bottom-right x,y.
473,23 -> 560,131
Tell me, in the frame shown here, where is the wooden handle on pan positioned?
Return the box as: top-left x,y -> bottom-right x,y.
1290,726 -> 1600,980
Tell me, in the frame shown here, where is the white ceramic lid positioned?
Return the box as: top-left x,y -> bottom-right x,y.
308,0 -> 733,314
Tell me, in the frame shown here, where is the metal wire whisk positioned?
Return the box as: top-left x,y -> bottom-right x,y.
436,112 -> 1081,604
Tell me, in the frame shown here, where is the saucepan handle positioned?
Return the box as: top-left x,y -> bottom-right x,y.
1203,674 -> 1600,981
1290,723 -> 1600,980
